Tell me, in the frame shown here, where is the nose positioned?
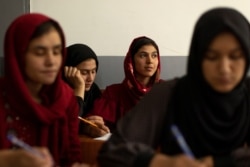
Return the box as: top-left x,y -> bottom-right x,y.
45,52 -> 55,65
86,72 -> 94,82
146,55 -> 153,63
218,57 -> 231,74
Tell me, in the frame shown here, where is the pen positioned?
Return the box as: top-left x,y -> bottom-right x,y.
7,133 -> 44,158
170,124 -> 195,159
78,116 -> 99,128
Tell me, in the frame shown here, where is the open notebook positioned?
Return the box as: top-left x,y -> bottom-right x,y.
94,133 -> 112,141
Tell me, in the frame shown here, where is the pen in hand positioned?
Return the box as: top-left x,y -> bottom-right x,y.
7,133 -> 44,158
78,116 -> 99,128
170,124 -> 195,159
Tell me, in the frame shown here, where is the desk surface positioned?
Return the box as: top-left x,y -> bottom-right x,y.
79,135 -> 105,165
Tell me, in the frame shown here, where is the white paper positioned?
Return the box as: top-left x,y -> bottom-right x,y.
94,133 -> 112,141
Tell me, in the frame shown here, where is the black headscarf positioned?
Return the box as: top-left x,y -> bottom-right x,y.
167,7 -> 250,157
65,43 -> 99,71
64,44 -> 102,116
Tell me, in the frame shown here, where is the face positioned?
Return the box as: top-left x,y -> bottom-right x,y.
134,45 -> 159,82
24,28 -> 62,87
76,58 -> 97,91
202,32 -> 246,93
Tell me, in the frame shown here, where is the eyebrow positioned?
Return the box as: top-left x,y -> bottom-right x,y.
79,68 -> 97,71
138,51 -> 158,54
31,44 -> 62,50
207,47 -> 242,53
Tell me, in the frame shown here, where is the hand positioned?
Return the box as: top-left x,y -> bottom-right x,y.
0,147 -> 53,167
83,115 -> 110,137
199,156 -> 213,167
64,66 -> 85,98
149,153 -> 208,167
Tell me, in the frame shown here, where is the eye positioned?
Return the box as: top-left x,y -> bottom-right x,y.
139,53 -> 147,58
80,70 -> 88,75
151,52 -> 158,58
204,51 -> 218,61
53,48 -> 62,55
229,51 -> 244,60
34,48 -> 46,56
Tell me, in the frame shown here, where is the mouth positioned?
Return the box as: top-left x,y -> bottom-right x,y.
85,84 -> 92,87
144,67 -> 155,71
216,78 -> 232,85
42,70 -> 57,74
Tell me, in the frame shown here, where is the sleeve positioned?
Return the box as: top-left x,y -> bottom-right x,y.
76,96 -> 84,116
65,95 -> 83,165
97,81 -> 175,167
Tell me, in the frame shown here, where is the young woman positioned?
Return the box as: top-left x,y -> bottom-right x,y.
64,44 -> 109,137
89,36 -> 162,131
64,44 -> 102,116
0,13 -> 84,167
98,7 -> 250,167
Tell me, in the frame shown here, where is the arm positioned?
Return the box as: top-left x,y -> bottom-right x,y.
76,96 -> 84,116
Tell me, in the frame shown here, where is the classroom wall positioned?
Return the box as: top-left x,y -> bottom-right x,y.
30,0 -> 250,56
0,0 -> 29,57
0,0 -> 29,75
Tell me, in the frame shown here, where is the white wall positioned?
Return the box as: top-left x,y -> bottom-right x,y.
30,0 -> 250,56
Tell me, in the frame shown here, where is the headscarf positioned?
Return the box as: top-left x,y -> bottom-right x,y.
2,13 -> 77,164
65,43 -> 99,71
167,7 -> 250,157
64,44 -> 101,116
123,36 -> 161,99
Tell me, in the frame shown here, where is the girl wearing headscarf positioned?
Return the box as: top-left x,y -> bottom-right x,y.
89,36 -> 162,131
64,44 -> 109,137
0,13 -> 84,167
64,44 -> 101,116
98,7 -> 250,167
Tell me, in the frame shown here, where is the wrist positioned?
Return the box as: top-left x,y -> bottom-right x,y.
74,87 -> 85,98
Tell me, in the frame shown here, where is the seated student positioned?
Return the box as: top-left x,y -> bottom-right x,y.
64,44 -> 109,137
89,36 -> 162,131
97,7 -> 250,167
0,13 -> 87,167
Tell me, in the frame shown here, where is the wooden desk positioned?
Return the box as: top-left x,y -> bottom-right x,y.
79,135 -> 105,165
